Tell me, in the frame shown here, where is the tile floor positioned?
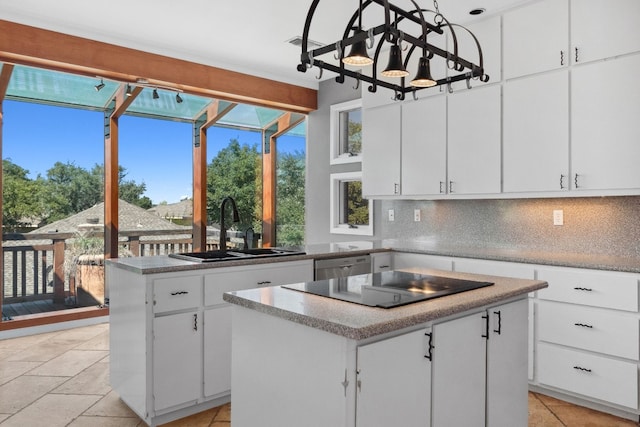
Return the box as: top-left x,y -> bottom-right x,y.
0,322 -> 637,427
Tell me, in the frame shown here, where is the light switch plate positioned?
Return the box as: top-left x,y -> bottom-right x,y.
414,209 -> 421,222
388,209 -> 395,221
553,209 -> 563,226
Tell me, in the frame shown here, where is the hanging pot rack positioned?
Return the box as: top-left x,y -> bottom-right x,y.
297,0 -> 489,100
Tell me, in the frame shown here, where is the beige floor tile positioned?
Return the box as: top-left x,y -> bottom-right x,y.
0,393 -> 101,427
0,375 -> 68,413
56,324 -> 109,344
67,415 -> 142,427
527,393 -> 563,427
52,360 -> 111,395
0,331 -> 57,350
75,330 -> 109,351
6,339 -> 80,363
159,407 -> 219,427
213,403 -> 231,422
0,413 -> 10,423
27,349 -> 108,377
83,390 -> 139,418
0,361 -> 42,386
551,404 -> 640,427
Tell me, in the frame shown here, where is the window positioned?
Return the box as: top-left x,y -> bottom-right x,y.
330,99 -> 362,164
330,172 -> 373,235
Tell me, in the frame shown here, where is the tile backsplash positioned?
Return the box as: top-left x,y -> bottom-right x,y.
380,196 -> 640,257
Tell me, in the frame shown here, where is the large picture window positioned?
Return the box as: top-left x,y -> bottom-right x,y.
330,171 -> 373,235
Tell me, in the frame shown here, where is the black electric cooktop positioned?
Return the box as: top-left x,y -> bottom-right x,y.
282,271 -> 494,309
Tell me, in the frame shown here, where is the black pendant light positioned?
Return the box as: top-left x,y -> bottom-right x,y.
342,0 -> 373,66
381,43 -> 409,78
411,56 -> 436,87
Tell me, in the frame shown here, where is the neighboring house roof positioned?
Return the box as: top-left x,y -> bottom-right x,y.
148,199 -> 193,220
31,199 -> 189,234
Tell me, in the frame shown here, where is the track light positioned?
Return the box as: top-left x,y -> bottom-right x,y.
176,93 -> 183,104
125,84 -> 133,97
94,79 -> 105,92
152,88 -> 159,99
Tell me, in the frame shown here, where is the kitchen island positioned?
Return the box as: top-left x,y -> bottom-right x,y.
224,268 -> 547,427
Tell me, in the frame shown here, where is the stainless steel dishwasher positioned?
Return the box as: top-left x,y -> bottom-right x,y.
314,254 -> 371,280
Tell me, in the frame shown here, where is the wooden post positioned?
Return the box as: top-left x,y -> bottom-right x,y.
104,84 -> 142,259
52,238 -> 66,304
0,64 -> 14,319
128,236 -> 140,257
193,101 -> 237,251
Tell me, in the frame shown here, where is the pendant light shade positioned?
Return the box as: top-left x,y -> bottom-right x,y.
410,57 -> 437,87
343,30 -> 373,66
381,44 -> 409,78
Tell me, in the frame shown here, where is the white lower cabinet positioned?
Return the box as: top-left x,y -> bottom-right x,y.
355,299 -> 527,427
109,259 -> 313,427
153,311 -> 202,411
356,328 -> 432,427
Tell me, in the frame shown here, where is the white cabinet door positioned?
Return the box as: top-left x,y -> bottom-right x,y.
503,0 -> 569,79
486,299 -> 529,427
432,312 -> 486,427
362,103 -> 401,197
203,307 -> 232,397
356,328 -> 432,427
449,15 -> 502,90
401,96 -> 447,195
153,311 -> 202,411
447,84 -> 501,195
571,54 -> 640,191
503,71 -> 569,193
571,0 -> 640,64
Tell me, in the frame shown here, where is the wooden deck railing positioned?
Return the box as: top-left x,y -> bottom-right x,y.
2,229 -> 224,305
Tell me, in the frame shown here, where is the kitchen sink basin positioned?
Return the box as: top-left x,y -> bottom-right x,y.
169,248 -> 306,262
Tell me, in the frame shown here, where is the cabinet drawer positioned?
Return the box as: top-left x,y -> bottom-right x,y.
537,268 -> 639,312
538,301 -> 639,360
153,276 -> 202,313
537,342 -> 638,409
204,261 -> 313,306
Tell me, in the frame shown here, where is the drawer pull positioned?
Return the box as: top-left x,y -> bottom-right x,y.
378,265 -> 390,269
574,322 -> 593,329
257,281 -> 272,285
573,365 -> 592,373
493,310 -> 502,335
193,313 -> 198,331
170,291 -> 189,296
573,287 -> 593,292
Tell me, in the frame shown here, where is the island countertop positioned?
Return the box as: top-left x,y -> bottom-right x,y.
223,268 -> 547,340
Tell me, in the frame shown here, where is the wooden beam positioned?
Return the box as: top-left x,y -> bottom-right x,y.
0,63 -> 14,102
0,20 -> 317,114
193,121 -> 207,252
113,83 -> 143,118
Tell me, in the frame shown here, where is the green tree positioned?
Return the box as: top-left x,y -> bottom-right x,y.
347,181 -> 369,225
276,150 -> 305,246
45,161 -> 102,222
2,159 -> 48,230
206,139 -> 260,232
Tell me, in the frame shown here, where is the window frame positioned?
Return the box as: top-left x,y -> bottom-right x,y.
329,171 -> 373,236
329,99 -> 363,165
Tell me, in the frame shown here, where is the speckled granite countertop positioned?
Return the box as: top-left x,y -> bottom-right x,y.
105,239 -> 640,275
223,269 -> 547,340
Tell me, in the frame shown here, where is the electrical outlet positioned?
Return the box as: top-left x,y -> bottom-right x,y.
553,209 -> 564,226
414,209 -> 421,222
388,209 -> 395,221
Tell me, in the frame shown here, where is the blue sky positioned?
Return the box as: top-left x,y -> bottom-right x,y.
3,101 -> 304,204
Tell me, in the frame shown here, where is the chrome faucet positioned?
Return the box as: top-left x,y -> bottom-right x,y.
219,196 -> 240,252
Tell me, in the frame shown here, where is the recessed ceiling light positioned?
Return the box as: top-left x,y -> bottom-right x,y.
470,8 -> 486,15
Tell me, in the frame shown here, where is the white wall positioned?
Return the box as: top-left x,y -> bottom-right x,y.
305,79 -> 382,245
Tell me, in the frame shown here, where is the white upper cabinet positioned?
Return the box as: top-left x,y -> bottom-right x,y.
571,53 -> 640,191
362,103 -> 401,197
503,0 -> 569,79
401,96 -> 447,196
503,70 -> 569,193
571,0 -> 640,64
449,15 -> 502,90
447,84 -> 502,194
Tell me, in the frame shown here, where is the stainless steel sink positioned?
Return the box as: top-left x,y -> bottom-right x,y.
169,248 -> 306,263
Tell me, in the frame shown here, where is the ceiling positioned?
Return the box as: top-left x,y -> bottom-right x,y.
0,0 -> 531,90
